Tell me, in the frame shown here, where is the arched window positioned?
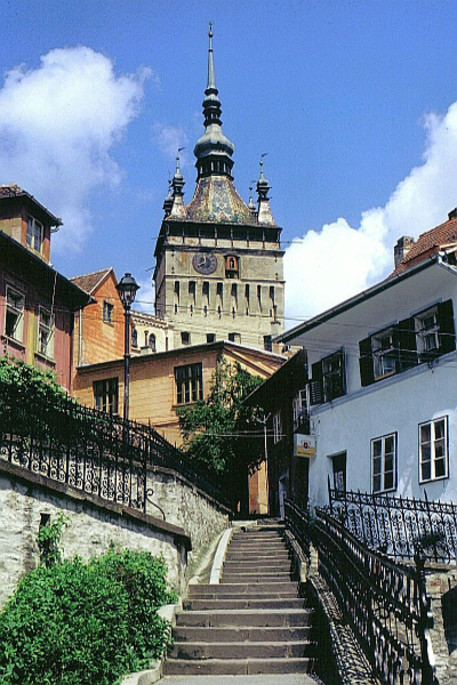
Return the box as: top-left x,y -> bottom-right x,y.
131,327 -> 138,348
149,333 -> 156,352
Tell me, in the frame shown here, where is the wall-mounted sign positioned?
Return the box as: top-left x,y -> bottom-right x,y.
294,434 -> 316,458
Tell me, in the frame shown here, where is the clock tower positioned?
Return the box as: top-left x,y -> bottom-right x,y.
153,26 -> 285,351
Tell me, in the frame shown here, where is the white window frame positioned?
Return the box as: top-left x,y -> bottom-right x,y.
371,328 -> 397,379
371,432 -> 397,494
103,300 -> 114,324
26,216 -> 43,253
37,307 -> 54,359
272,411 -> 282,444
292,389 -> 307,430
419,416 -> 449,483
5,285 -> 25,342
415,306 -> 440,356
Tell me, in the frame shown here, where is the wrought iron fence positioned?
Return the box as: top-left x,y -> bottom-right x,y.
284,498 -> 438,685
284,497 -> 311,559
329,483 -> 457,563
0,378 -> 229,513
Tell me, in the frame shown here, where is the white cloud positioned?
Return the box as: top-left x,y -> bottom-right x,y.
153,123 -> 190,167
0,46 -> 150,252
285,101 -> 457,321
134,276 -> 155,315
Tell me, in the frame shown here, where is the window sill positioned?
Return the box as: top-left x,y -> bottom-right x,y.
373,370 -> 397,382
372,488 -> 396,495
34,351 -> 56,366
419,474 -> 449,485
1,335 -> 25,351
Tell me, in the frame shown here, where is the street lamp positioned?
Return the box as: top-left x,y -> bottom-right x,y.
116,272 -> 140,422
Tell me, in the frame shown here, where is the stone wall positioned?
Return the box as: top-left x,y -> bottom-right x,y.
425,566 -> 457,685
0,459 -> 230,607
146,466 -> 231,572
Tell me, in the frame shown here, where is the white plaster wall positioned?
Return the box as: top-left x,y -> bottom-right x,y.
308,354 -> 457,508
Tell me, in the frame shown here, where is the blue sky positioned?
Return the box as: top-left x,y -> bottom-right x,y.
2,1 -> 457,326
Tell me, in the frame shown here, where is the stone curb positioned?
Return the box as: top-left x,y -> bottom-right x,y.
119,601 -> 182,685
209,528 -> 233,584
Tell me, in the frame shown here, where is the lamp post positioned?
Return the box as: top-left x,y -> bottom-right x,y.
116,273 -> 140,422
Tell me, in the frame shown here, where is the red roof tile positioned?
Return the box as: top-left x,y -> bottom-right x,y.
392,216 -> 457,276
70,267 -> 114,294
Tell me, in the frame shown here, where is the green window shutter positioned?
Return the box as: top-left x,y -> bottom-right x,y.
359,336 -> 374,386
438,299 -> 456,355
395,317 -> 418,371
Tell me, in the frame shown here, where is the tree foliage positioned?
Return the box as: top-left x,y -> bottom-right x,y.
178,359 -> 264,505
0,540 -> 176,685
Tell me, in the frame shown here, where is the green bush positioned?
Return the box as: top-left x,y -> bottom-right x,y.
0,548 -> 176,685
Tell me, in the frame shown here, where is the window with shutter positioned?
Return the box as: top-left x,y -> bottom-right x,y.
310,349 -> 345,404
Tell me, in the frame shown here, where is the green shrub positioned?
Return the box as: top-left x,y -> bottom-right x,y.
0,548 -> 176,685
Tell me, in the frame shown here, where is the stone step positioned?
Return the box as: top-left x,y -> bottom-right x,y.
223,560 -> 291,571
187,590 -> 299,600
189,582 -> 297,597
183,597 -> 307,611
162,657 -> 313,676
221,572 -> 292,583
225,550 -> 290,559
228,542 -> 287,553
169,639 -> 316,660
173,625 -> 311,642
175,609 -> 313,628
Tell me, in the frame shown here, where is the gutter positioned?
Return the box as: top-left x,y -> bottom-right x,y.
279,253 -> 457,344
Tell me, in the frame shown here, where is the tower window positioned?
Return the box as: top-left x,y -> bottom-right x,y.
269,286 -> 275,302
174,281 -> 180,296
181,331 -> 190,345
202,281 -> 209,297
216,283 -> 223,298
257,285 -> 262,310
189,281 -> 196,295
207,333 -> 216,343
231,283 -> 237,298
264,335 -> 273,352
225,255 -> 239,279
228,332 -> 241,343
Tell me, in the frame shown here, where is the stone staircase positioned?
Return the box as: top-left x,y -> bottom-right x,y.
163,525 -> 316,676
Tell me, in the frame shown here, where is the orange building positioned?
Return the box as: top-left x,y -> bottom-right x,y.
73,340 -> 285,512
70,268 -> 125,373
0,185 -> 89,390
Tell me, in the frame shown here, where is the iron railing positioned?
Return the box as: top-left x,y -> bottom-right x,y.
284,498 -> 438,685
329,483 -> 457,563
0,378 -> 229,513
284,497 -> 311,559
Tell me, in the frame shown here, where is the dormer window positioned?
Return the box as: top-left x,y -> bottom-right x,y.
26,216 -> 43,253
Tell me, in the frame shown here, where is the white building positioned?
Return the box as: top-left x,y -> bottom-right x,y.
279,212 -> 457,508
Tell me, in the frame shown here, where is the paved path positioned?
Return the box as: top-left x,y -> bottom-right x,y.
161,675 -> 319,684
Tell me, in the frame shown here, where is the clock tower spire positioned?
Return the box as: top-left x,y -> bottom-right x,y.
153,26 -> 285,352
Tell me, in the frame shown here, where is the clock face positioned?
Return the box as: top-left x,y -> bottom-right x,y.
192,252 -> 217,275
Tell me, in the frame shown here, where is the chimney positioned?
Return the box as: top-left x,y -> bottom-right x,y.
394,236 -> 415,268
448,208 -> 457,220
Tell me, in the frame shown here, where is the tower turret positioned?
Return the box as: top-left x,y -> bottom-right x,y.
193,23 -> 235,180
